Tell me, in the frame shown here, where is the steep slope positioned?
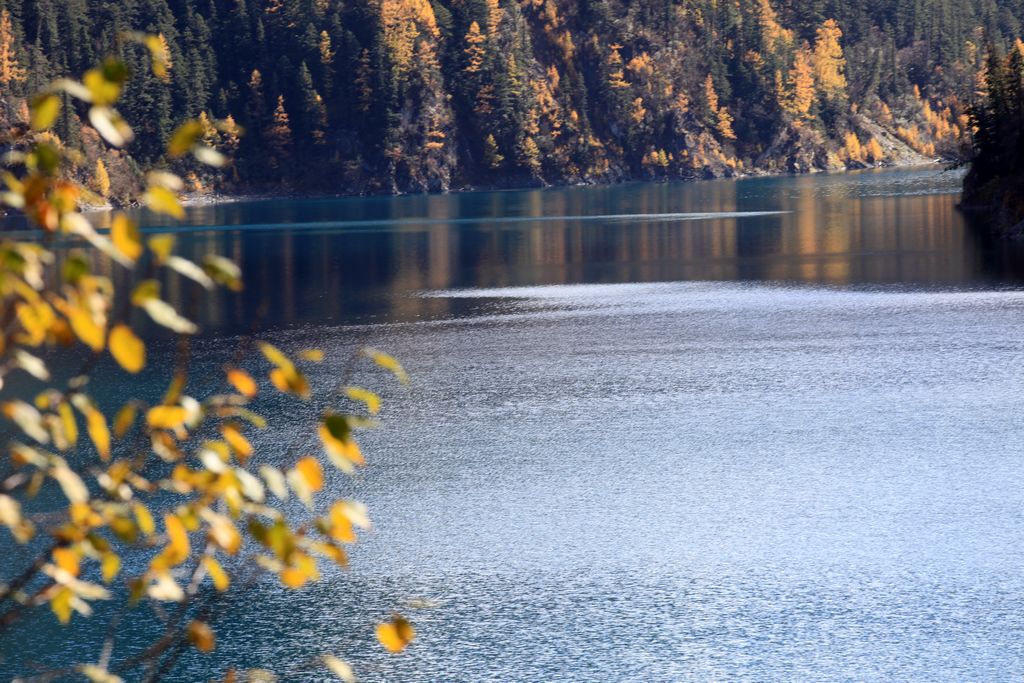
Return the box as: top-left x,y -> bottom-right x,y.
0,0 -> 1019,200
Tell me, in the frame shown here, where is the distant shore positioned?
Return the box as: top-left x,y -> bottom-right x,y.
170,157 -> 949,212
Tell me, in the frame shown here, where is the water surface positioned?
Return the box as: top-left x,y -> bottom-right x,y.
5,167 -> 1024,681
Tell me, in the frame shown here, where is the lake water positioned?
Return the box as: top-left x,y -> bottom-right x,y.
6,167 -> 1024,681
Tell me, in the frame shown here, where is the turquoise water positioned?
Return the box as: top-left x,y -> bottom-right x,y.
6,167 -> 1024,681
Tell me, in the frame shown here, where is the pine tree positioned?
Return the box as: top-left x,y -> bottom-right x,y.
319,31 -> 335,95
267,94 -> 293,164
355,49 -> 373,113
246,69 -> 267,144
518,135 -> 541,175
483,133 -> 504,169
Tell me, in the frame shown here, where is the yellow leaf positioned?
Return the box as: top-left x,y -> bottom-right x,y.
204,511 -> 241,555
259,344 -> 310,397
187,620 -> 216,653
88,106 -> 134,147
141,34 -> 171,79
147,170 -> 185,191
312,541 -> 348,567
194,145 -> 226,167
269,367 -> 309,399
295,457 -> 324,492
4,401 -> 49,443
203,556 -> 230,591
113,403 -> 137,438
52,464 -> 88,504
131,280 -> 161,305
101,552 -> 121,583
69,305 -> 106,352
259,465 -> 288,500
79,665 -> 123,683
83,65 -> 124,106
147,572 -> 185,602
167,255 -> 214,289
14,349 -> 49,381
344,387 -> 381,415
287,468 -> 314,508
53,547 -> 80,576
134,502 -> 155,535
204,255 -> 243,291
279,567 -> 308,588
111,214 -> 142,261
144,186 -> 185,219
58,402 -> 79,447
51,586 -> 74,624
299,349 -> 324,362
85,409 -> 111,461
221,424 -> 253,461
31,94 -> 61,130
109,324 -> 146,374
376,616 -> 415,653
328,503 -> 356,543
0,494 -> 22,527
227,369 -> 258,398
163,514 -> 190,565
146,405 -> 187,430
148,235 -> 176,263
319,415 -> 365,471
322,655 -> 356,683
142,298 -> 199,334
259,343 -> 293,370
168,121 -> 204,157
363,348 -> 408,384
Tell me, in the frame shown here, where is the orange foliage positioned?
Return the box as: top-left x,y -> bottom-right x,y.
813,19 -> 847,100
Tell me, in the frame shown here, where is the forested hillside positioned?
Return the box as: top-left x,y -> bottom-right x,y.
0,0 -> 1022,200
962,41 -> 1024,233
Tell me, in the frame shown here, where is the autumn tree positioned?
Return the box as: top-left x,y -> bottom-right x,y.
779,46 -> 816,122
0,9 -> 26,88
464,21 -> 487,74
0,0 -> 1010,193
267,94 -> 293,163
94,158 -> 111,198
0,43 -> 416,683
703,74 -> 736,140
813,19 -> 848,101
483,133 -> 504,169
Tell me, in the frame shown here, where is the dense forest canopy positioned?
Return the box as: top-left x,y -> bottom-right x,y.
0,0 -> 1022,199
963,41 -> 1024,230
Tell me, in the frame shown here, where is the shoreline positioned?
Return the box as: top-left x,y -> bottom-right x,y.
177,158 -> 951,210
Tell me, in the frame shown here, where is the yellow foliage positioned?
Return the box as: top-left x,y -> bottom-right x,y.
94,159 -> 111,198
109,324 -> 145,373
703,73 -> 719,114
608,44 -> 629,89
380,0 -> 440,77
757,0 -> 794,53
0,10 -> 26,87
376,616 -> 416,653
0,41 -> 413,682
630,97 -> 647,124
464,21 -> 486,74
865,137 -> 884,163
813,19 -> 847,100
842,132 -> 863,162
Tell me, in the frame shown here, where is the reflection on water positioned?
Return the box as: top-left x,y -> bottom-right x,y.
61,166 -> 1024,334
5,168 -> 1024,681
